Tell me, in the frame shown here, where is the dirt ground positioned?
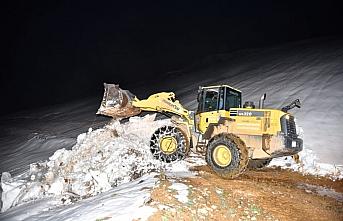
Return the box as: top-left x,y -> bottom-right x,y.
147,166 -> 343,221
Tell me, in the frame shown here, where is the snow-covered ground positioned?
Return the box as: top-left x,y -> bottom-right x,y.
1,114 -> 341,220
1,39 -> 343,219
0,173 -> 158,221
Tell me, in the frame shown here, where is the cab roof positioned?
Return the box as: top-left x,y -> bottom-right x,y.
200,85 -> 242,93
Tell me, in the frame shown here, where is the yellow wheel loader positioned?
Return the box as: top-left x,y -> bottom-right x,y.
97,83 -> 303,178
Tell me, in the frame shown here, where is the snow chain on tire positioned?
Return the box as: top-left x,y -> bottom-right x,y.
150,125 -> 189,163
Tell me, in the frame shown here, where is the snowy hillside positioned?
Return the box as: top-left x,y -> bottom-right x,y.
0,98 -> 109,175
1,39 -> 343,219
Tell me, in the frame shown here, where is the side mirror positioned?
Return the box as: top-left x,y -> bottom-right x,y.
294,99 -> 301,108
281,99 -> 301,112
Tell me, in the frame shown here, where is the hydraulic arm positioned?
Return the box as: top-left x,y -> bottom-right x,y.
97,83 -> 192,125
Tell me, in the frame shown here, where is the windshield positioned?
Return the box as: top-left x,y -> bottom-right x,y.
203,89 -> 219,112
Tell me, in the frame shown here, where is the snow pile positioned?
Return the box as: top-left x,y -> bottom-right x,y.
1,114 -> 170,212
269,146 -> 343,180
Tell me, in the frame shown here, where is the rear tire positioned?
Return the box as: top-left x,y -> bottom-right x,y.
206,133 -> 248,179
247,159 -> 271,169
150,125 -> 189,163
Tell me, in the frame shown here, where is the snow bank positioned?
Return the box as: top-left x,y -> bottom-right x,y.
0,114 -> 170,212
269,146 -> 343,180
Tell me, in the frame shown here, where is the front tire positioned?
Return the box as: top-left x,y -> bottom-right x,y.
206,133 -> 248,179
150,125 -> 189,163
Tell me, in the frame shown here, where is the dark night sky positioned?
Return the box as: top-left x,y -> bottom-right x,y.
1,0 -> 342,115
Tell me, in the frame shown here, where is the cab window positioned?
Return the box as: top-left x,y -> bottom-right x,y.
204,89 -> 219,112
225,89 -> 241,110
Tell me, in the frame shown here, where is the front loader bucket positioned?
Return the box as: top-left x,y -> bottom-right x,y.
97,83 -> 141,119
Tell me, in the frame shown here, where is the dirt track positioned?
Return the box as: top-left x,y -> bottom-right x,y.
147,166 -> 343,221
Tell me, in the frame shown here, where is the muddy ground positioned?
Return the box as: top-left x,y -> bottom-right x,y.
147,166 -> 343,221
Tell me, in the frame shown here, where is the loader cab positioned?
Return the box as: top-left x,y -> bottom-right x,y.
197,85 -> 242,113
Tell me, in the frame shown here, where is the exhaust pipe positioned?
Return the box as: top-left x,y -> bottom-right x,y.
259,93 -> 266,109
